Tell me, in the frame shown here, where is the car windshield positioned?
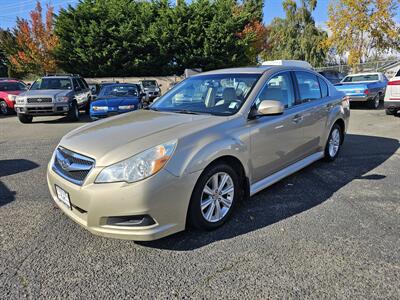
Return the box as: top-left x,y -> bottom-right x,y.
0,82 -> 25,91
142,80 -> 157,88
343,74 -> 379,82
30,78 -> 72,90
99,84 -> 139,97
151,74 -> 260,116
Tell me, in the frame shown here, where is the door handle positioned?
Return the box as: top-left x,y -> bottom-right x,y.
292,114 -> 303,123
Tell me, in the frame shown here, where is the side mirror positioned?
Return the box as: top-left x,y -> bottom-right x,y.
75,86 -> 82,92
91,87 -> 96,93
249,100 -> 284,119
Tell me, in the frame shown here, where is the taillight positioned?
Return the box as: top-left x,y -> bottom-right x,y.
388,80 -> 400,86
364,89 -> 369,95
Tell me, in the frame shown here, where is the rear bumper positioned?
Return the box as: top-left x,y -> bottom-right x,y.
347,95 -> 369,102
15,103 -> 70,116
384,100 -> 400,110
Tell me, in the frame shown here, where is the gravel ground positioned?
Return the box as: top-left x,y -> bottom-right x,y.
0,108 -> 399,299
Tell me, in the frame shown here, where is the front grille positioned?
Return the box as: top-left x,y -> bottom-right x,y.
27,106 -> 54,113
27,97 -> 53,103
52,147 -> 95,185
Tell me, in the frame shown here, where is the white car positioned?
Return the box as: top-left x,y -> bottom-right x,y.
384,69 -> 400,115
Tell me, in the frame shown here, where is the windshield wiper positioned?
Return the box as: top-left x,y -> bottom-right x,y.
144,106 -> 158,111
170,109 -> 200,115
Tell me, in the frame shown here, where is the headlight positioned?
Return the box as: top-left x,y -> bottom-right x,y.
118,105 -> 135,110
95,140 -> 177,183
16,96 -> 27,104
56,96 -> 69,103
92,106 -> 108,111
155,88 -> 160,92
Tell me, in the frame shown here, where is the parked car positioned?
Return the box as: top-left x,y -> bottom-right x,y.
14,74 -> 91,123
318,70 -> 345,84
334,72 -> 388,109
384,68 -> 400,115
139,80 -> 162,102
47,65 -> 349,241
90,83 -> 143,120
0,79 -> 27,115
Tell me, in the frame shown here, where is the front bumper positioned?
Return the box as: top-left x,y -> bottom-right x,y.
47,161 -> 202,241
15,103 -> 69,116
90,108 -> 136,119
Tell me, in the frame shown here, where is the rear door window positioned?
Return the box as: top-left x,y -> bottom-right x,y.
295,71 -> 321,102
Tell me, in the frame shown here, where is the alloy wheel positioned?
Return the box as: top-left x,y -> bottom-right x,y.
328,128 -> 341,157
0,101 -> 8,114
200,172 -> 234,223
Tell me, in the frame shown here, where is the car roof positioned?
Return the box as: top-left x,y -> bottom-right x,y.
345,72 -> 380,77
0,79 -> 20,83
195,65 -> 317,76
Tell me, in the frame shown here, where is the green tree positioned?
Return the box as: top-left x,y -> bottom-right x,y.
55,0 -> 265,76
261,0 -> 327,67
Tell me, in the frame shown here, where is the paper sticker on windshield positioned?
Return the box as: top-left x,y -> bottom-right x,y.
229,102 -> 237,109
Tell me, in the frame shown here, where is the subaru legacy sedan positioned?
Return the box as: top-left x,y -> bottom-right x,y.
47,66 -> 350,241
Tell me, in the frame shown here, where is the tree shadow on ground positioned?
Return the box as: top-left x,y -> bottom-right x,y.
0,159 -> 39,207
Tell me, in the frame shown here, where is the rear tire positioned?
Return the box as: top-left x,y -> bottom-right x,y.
367,94 -> 380,109
0,100 -> 12,115
188,163 -> 241,230
385,109 -> 394,115
67,101 -> 79,121
17,114 -> 33,123
324,123 -> 343,162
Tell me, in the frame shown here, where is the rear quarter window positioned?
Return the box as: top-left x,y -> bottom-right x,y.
318,77 -> 329,98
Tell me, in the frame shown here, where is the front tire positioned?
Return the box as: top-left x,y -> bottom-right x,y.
67,101 -> 79,121
0,100 -> 12,115
17,113 -> 33,123
188,163 -> 241,230
324,123 -> 343,162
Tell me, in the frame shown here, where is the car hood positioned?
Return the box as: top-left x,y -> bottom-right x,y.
92,96 -> 140,107
23,89 -> 71,97
59,110 -> 225,166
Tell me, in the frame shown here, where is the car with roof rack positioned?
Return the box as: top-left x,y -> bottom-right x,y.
47,64 -> 349,240
14,74 -> 91,123
0,78 -> 28,115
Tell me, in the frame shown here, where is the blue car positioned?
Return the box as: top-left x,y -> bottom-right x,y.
90,83 -> 142,120
334,72 -> 388,109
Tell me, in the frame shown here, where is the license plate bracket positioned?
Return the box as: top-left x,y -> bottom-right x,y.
55,185 -> 71,209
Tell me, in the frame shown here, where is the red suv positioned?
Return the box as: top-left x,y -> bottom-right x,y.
0,79 -> 27,115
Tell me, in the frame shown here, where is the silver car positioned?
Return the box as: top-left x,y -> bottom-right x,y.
47,66 -> 350,241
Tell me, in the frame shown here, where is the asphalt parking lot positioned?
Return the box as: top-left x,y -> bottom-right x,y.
1,108 -> 399,299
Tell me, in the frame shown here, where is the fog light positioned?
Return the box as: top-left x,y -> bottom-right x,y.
106,215 -> 155,227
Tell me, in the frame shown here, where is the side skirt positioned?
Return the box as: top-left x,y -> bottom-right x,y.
250,151 -> 324,196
